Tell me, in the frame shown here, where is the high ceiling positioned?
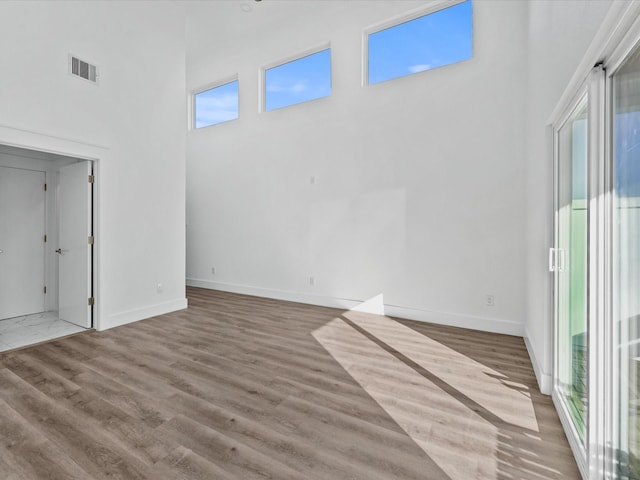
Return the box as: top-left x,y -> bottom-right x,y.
185,0 -> 426,61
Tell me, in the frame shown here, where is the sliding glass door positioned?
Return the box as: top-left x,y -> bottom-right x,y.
551,10 -> 640,477
613,43 -> 640,480
555,94 -> 589,446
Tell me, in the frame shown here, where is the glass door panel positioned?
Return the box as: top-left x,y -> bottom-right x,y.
614,44 -> 640,480
557,95 -> 589,443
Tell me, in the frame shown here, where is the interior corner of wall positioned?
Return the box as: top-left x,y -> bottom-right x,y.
524,330 -> 553,395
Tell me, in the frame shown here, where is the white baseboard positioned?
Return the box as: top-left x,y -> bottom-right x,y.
187,278 -> 364,310
524,333 -> 553,395
186,278 -> 524,337
99,297 -> 188,331
384,303 -> 523,336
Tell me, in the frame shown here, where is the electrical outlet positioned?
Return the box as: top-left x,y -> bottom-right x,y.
157,283 -> 164,293
310,276 -> 315,286
211,267 -> 216,275
485,294 -> 495,306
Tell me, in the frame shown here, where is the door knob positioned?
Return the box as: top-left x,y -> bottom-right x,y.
55,248 -> 63,254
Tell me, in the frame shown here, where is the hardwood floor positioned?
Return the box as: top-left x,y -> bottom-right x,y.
0,287 -> 579,479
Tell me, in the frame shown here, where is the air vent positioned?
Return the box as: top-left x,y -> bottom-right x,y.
70,55 -> 98,84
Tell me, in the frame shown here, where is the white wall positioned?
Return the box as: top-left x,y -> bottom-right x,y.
524,0 -> 613,393
0,1 -> 188,330
186,0 -> 529,335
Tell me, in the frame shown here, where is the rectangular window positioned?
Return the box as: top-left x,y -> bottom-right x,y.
264,48 -> 331,111
367,1 -> 473,85
194,80 -> 239,129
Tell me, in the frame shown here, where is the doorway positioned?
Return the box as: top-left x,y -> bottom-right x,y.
0,144 -> 95,351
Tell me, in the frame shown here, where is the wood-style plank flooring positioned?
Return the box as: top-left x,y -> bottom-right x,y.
0,287 -> 579,479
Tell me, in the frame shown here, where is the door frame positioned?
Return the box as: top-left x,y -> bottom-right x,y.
603,23 -> 640,480
0,126 -> 103,330
548,6 -> 640,479
551,79 -> 591,478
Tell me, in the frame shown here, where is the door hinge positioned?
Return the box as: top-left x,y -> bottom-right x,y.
44,183 -> 47,191
88,297 -> 95,306
44,235 -> 47,243
88,175 -> 95,184
44,286 -> 47,294
88,236 -> 94,245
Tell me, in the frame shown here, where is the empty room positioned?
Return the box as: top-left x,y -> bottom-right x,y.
0,0 -> 639,479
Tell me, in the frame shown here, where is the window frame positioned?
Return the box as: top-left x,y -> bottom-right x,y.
260,43 -> 332,113
362,0 -> 472,86
191,75 -> 240,130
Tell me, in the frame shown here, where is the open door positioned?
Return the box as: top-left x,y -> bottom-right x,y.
57,161 -> 93,328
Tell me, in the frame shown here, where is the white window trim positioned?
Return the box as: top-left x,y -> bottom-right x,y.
362,0 -> 469,87
190,75 -> 239,131
259,42 -> 332,113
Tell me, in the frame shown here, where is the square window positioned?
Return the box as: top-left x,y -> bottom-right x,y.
265,48 -> 331,111
367,1 -> 473,85
194,80 -> 239,128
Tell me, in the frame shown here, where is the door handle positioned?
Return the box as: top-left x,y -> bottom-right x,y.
549,248 -> 567,272
557,248 -> 566,272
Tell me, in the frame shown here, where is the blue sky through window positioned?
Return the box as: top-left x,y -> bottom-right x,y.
195,80 -> 239,128
615,111 -> 640,198
368,1 -> 473,85
265,49 -> 331,111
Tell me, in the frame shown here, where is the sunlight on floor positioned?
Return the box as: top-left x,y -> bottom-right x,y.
312,305 -> 542,480
343,309 -> 539,432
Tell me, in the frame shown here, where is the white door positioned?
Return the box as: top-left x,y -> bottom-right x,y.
58,161 -> 92,328
0,167 -> 46,320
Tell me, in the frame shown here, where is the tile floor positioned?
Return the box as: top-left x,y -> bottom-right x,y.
0,311 -> 88,352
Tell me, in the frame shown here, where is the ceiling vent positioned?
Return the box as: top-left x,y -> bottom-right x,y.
70,55 -> 98,84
